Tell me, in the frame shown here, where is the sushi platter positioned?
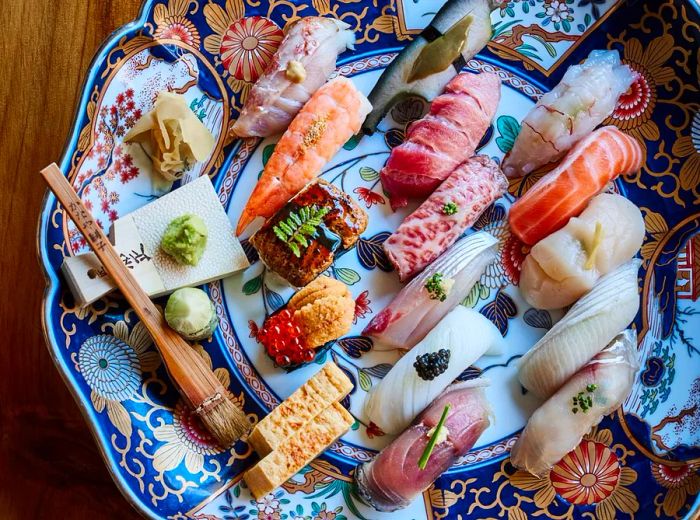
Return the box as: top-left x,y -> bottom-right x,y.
37,0 -> 700,519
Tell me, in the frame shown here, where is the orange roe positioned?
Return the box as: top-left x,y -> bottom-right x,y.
258,309 -> 316,367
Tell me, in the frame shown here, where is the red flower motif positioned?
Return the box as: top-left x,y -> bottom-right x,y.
220,16 -> 284,83
501,234 -> 529,285
353,291 -> 372,323
248,320 -> 260,340
613,70 -> 651,121
353,187 -> 385,208
108,210 -> 118,222
365,421 -> 385,439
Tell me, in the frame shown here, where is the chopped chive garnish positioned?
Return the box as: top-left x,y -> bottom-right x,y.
571,383 -> 598,414
425,273 -> 448,301
418,404 -> 450,470
442,201 -> 458,215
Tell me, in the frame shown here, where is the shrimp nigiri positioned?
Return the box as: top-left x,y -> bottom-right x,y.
508,126 -> 642,245
236,77 -> 372,235
502,50 -> 634,178
520,193 -> 644,309
232,17 -> 355,138
511,330 -> 639,477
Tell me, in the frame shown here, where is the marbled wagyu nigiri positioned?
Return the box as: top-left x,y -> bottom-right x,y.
232,17 -> 355,138
365,306 -> 503,434
364,231 -> 498,351
502,50 -> 634,178
511,330 -> 639,477
520,193 -> 644,310
518,260 -> 640,399
356,380 -> 491,512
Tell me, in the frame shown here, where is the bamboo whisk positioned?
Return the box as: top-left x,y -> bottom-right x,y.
41,163 -> 250,446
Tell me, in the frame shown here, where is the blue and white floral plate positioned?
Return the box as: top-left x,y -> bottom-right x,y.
38,1 -> 700,518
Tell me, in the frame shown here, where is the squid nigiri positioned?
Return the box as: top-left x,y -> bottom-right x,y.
502,50 -> 634,178
518,259 -> 640,399
364,306 -> 503,434
236,77 -> 372,235
508,126 -> 642,245
356,380 -> 491,512
232,17 -> 355,138
511,330 -> 639,477
363,231 -> 498,350
520,193 -> 644,309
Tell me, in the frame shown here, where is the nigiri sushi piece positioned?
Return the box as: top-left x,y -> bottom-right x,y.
363,231 -> 498,350
508,126 -> 642,245
364,306 -> 503,434
380,72 -> 501,209
520,193 -> 644,309
511,330 -> 639,477
362,0 -> 498,135
384,155 -> 507,280
502,50 -> 634,178
236,77 -> 372,235
232,17 -> 355,138
356,380 -> 491,512
518,260 -> 640,399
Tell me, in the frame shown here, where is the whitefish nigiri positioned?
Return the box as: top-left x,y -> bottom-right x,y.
364,306 -> 503,434
232,17 -> 355,138
363,231 -> 498,350
511,330 -> 639,477
502,50 -> 634,178
520,193 -> 644,309
356,380 -> 491,512
518,260 -> 640,399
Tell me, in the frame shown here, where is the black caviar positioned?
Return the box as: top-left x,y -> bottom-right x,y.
414,349 -> 451,381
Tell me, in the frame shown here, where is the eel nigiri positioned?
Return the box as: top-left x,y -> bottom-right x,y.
236,77 -> 372,235
502,50 -> 634,178
508,126 -> 642,246
362,0 -> 498,134
363,231 -> 498,350
520,193 -> 644,309
518,259 -> 640,399
380,72 -> 501,209
232,17 -> 355,138
364,306 -> 503,434
511,330 -> 639,477
356,380 -> 491,512
384,155 -> 507,280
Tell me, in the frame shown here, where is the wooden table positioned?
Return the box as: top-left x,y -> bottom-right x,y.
0,1 -> 143,517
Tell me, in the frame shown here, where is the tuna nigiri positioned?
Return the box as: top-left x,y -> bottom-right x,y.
520,193 -> 644,309
363,231 -> 498,350
364,306 -> 503,434
511,330 -> 639,477
236,77 -> 372,235
518,260 -> 640,399
232,17 -> 355,138
502,50 -> 634,178
384,155 -> 507,280
356,380 -> 491,512
508,126 -> 642,245
380,72 -> 501,209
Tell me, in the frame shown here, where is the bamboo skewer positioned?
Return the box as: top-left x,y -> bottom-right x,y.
41,163 -> 250,446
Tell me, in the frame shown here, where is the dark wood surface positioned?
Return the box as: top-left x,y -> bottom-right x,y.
0,1 -> 143,518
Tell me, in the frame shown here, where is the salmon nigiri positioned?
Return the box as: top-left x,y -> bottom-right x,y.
236,77 -> 372,235
508,126 -> 642,245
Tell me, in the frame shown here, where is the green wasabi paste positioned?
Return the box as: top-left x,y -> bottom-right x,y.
161,214 -> 208,266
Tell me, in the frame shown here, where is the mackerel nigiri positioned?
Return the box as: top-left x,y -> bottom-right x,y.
236,77 -> 372,235
364,306 -> 503,434
363,231 -> 498,350
518,260 -> 641,399
508,126 -> 642,245
502,50 -> 634,178
511,330 -> 639,477
520,193 -> 644,309
232,17 -> 355,138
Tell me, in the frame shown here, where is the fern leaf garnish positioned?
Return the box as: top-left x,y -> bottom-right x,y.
272,205 -> 330,257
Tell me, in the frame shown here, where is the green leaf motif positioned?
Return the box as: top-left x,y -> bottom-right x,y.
335,267 -> 361,285
461,281 -> 490,308
272,205 -> 330,257
242,275 -> 262,295
262,143 -> 276,166
359,369 -> 372,392
495,115 -> 521,153
343,134 -> 361,150
359,166 -> 380,181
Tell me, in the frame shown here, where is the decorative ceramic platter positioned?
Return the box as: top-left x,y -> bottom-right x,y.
38,0 -> 700,518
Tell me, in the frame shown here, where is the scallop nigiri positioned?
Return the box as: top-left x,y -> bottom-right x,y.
520,193 -> 644,309
232,17 -> 355,138
364,306 -> 503,434
511,330 -> 639,477
502,50 -> 634,178
363,231 -> 498,350
508,126 -> 642,245
518,259 -> 640,399
236,77 -> 372,235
